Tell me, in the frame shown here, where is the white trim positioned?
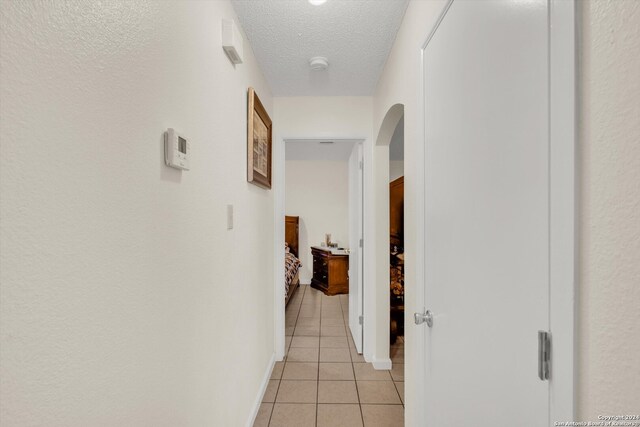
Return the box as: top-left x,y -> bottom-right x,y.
413,45 -> 427,427
421,0 -> 454,50
274,136 -> 286,361
245,353 -> 276,427
362,136 -> 375,362
371,357 -> 392,370
412,2 -> 454,422
548,0 -> 576,421
273,135 -> 368,362
348,142 -> 365,353
371,105 -> 403,372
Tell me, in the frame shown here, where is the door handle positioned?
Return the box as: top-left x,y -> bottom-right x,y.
414,310 -> 433,327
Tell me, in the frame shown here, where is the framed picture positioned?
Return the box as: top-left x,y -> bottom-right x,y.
247,87 -> 272,189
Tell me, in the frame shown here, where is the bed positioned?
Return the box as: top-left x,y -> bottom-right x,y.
285,216 -> 302,306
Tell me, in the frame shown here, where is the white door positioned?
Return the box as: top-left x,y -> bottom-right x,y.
421,0 -> 550,424
349,143 -> 364,353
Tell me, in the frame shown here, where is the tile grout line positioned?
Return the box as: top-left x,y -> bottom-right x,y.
344,297 -> 366,427
270,288 -> 405,426
270,285 -> 306,426
390,337 -> 404,407
316,289 -> 322,427
289,284 -> 306,343
392,380 -> 404,409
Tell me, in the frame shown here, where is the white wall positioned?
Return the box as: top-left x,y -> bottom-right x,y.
0,2 -> 274,426
285,160 -> 349,284
389,161 -> 404,182
578,0 -> 640,418
274,97 -> 373,140
389,116 -> 404,181
374,0 -> 640,421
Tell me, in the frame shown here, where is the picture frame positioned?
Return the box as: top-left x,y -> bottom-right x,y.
247,87 -> 272,189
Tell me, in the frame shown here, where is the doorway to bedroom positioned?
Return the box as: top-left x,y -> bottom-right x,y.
282,138 -> 365,356
282,138 -> 363,336
259,138 -> 406,426
388,116 -> 405,387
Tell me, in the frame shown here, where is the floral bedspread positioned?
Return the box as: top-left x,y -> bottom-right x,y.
285,251 -> 302,298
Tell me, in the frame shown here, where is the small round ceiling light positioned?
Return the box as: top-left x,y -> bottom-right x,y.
309,56 -> 329,71
308,0 -> 327,5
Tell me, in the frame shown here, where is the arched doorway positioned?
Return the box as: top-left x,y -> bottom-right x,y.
371,103 -> 405,390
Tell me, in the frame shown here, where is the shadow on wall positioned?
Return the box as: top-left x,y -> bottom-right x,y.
160,132 -> 182,183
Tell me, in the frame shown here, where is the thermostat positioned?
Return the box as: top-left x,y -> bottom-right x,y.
164,128 -> 190,170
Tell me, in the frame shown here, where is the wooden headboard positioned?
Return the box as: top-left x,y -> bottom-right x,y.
285,216 -> 300,258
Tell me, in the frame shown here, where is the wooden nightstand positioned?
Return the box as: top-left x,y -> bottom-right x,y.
310,247 -> 349,296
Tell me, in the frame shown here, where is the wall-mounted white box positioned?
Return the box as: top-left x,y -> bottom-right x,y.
222,19 -> 244,64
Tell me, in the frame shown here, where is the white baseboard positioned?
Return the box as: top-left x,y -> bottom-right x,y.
372,357 -> 392,370
245,353 -> 276,427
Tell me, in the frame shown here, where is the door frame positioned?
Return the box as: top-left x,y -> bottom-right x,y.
371,104 -> 404,370
348,142 -> 365,353
412,0 -> 576,423
274,137 -> 367,361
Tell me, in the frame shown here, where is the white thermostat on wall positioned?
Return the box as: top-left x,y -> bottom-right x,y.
164,128 -> 190,170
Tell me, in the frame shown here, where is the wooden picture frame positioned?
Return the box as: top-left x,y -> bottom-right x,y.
247,87 -> 272,189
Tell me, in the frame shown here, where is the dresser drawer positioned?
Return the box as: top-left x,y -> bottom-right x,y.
310,248 -> 349,296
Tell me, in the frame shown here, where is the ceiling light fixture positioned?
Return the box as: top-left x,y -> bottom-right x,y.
308,0 -> 327,5
319,141 -> 334,144
309,56 -> 329,71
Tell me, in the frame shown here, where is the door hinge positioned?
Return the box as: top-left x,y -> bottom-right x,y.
359,315 -> 363,325
359,238 -> 363,248
359,160 -> 363,170
538,331 -> 550,381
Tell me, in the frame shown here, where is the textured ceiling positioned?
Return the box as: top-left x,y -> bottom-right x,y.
231,0 -> 409,96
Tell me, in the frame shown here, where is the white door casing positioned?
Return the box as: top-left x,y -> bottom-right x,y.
349,142 -> 364,353
416,0 -> 575,425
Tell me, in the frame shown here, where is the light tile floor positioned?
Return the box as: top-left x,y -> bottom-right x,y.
255,285 -> 405,427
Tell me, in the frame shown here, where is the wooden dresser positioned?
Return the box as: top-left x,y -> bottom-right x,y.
390,176 -> 404,248
310,247 -> 349,296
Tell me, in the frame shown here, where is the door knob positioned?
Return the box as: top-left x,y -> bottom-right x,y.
414,310 -> 433,327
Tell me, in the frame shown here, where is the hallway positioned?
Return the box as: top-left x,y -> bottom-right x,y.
2,1 -> 638,424
255,285 -> 404,427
